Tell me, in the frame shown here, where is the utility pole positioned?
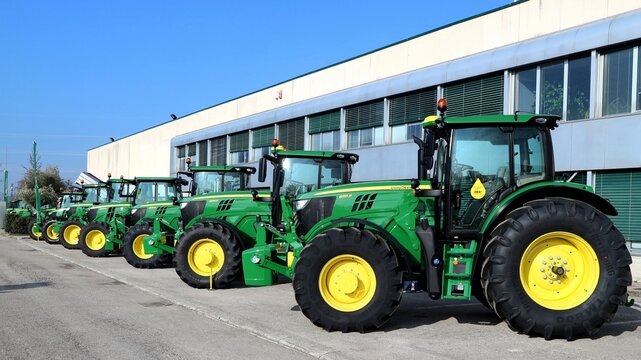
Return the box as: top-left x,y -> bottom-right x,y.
3,169 -> 7,203
33,142 -> 41,226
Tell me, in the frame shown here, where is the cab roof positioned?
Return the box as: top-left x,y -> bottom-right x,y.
422,114 -> 560,129
134,177 -> 177,182
189,165 -> 256,174
273,149 -> 359,164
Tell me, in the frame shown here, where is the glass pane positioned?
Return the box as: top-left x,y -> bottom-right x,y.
321,131 -> 333,151
513,127 -> 546,186
347,130 -> 359,149
253,147 -> 269,161
230,151 -> 248,164
449,127 -> 510,230
198,142 -> 208,166
567,56 -> 591,120
603,48 -> 633,115
360,128 -> 373,147
516,68 -> 537,113
391,124 -> 406,144
332,130 -> 340,150
374,126 -> 384,145
540,62 -> 564,116
311,133 -> 321,151
638,48 -> 641,111
406,123 -> 422,141
187,143 -> 196,156
193,171 -> 244,195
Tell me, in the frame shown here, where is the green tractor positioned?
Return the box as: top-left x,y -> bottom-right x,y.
58,182 -> 111,249
172,149 -> 357,289
78,177 -> 184,257
123,165 -> 256,269
6,200 -> 33,218
41,189 -> 86,244
241,100 -> 632,340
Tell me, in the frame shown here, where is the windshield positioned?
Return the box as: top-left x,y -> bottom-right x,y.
193,172 -> 245,195
281,158 -> 346,197
84,187 -> 107,203
110,182 -> 134,203
135,181 -> 178,204
60,195 -> 74,207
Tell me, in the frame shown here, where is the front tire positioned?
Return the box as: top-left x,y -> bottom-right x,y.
79,222 -> 110,257
42,220 -> 60,244
123,222 -> 172,268
293,227 -> 403,333
28,218 -> 42,240
173,223 -> 242,289
60,220 -> 83,249
482,198 -> 632,340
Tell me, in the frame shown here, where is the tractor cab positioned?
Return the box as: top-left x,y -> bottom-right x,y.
179,165 -> 255,197
256,140 -> 359,229
418,99 -> 560,238
58,190 -> 85,209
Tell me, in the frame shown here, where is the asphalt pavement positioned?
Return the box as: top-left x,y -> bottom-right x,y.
1,233 -> 640,360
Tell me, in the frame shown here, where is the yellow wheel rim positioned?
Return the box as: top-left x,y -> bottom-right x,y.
46,224 -> 59,240
132,234 -> 153,260
64,225 -> 81,245
187,239 -> 225,276
86,230 -> 106,251
520,231 -> 599,310
319,254 -> 377,312
32,226 -> 42,238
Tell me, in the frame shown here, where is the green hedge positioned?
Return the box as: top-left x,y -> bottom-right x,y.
4,213 -> 31,234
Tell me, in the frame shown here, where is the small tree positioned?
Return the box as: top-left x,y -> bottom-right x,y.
16,153 -> 67,208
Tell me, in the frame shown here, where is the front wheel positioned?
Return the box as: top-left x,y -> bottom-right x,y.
293,227 -> 403,333
482,198 -> 632,340
60,220 -> 83,249
173,223 -> 242,289
28,218 -> 42,240
42,220 -> 60,244
79,222 -> 110,257
123,222 -> 172,269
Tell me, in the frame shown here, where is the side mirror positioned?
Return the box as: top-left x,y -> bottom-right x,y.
251,189 -> 258,200
258,157 -> 267,183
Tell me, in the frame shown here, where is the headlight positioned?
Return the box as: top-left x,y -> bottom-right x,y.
131,208 -> 138,214
180,202 -> 189,209
294,199 -> 309,211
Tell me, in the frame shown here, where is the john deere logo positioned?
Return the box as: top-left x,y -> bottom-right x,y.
470,178 -> 486,200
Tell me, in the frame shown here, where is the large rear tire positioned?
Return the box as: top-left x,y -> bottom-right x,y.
481,198 -> 632,340
173,223 -> 242,289
293,227 -> 403,333
42,220 -> 61,244
79,222 -> 110,257
60,220 -> 83,249
123,222 -> 173,268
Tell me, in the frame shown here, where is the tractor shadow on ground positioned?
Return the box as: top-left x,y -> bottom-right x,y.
0,281 -> 51,294
381,292 -> 502,331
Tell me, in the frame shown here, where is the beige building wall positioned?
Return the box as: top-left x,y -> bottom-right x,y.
87,0 -> 641,177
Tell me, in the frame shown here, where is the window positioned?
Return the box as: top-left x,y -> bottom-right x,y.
198,141 -> 207,166
252,126 -> 274,161
515,55 -> 592,120
345,101 -> 384,149
229,131 -> 249,164
187,143 -> 197,167
176,146 -> 186,171
279,119 -> 305,150
567,56 -> 591,120
135,181 -> 178,205
309,111 -> 341,151
389,88 -> 436,143
637,48 -> 641,111
516,67 -> 537,113
281,157 -> 347,197
209,136 -> 227,166
513,127 -> 546,186
594,169 -> 641,242
603,47 -> 633,116
193,171 -> 246,195
443,73 -> 504,117
540,62 -> 564,116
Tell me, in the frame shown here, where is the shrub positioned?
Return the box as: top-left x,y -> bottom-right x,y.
5,213 -> 31,234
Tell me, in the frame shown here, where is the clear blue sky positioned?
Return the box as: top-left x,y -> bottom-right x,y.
0,0 -> 512,195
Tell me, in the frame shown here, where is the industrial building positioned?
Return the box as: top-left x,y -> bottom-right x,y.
88,0 -> 641,248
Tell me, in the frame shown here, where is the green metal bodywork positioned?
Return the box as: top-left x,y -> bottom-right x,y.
141,166 -> 262,256
51,183 -> 111,234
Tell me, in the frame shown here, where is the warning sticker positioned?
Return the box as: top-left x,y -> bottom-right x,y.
470,178 -> 486,200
